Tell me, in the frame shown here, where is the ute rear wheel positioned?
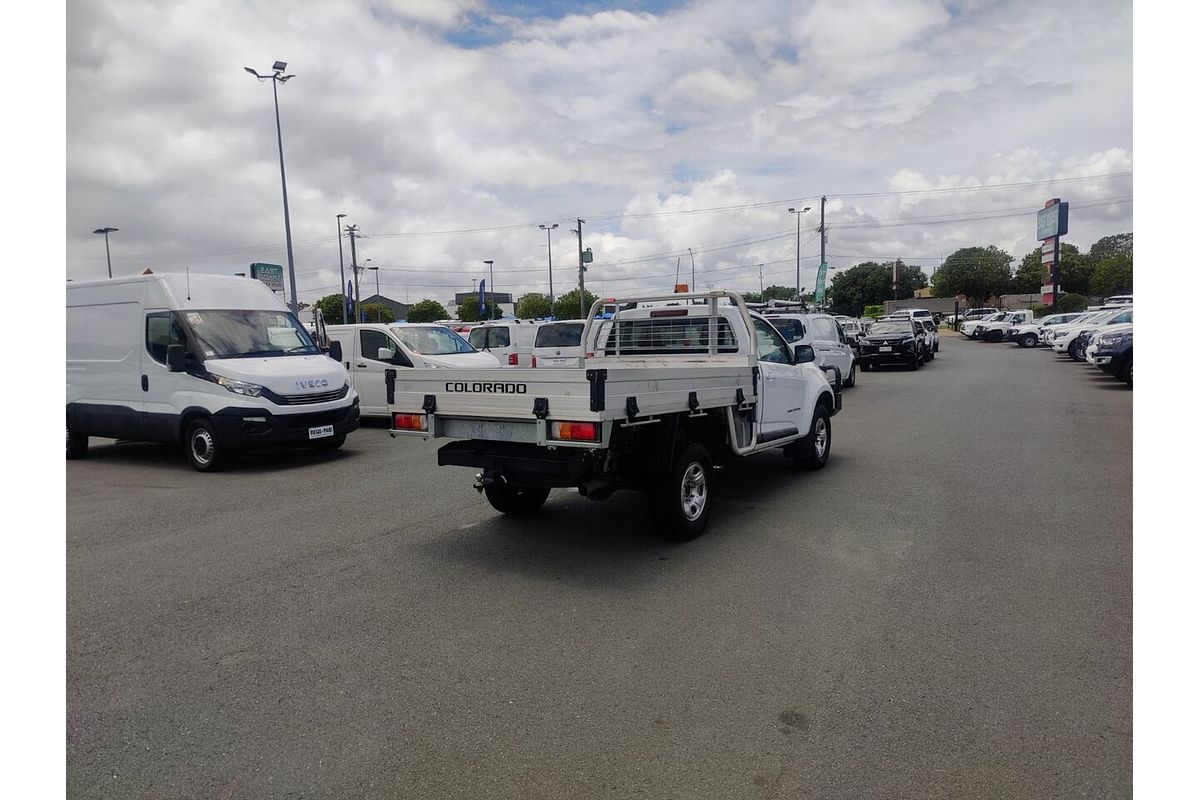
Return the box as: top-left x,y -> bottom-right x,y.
652,443 -> 713,541
484,481 -> 550,515
1019,333 -> 1038,348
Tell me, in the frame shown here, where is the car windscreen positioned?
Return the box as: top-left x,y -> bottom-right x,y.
393,326 -> 476,355
184,310 -> 319,359
867,322 -> 914,335
766,317 -> 805,342
468,326 -> 510,349
534,323 -> 584,348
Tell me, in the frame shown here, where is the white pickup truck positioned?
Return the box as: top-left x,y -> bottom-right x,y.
387,292 -> 842,540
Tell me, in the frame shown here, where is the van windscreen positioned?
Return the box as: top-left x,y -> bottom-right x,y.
393,326 -> 476,355
184,310 -> 319,359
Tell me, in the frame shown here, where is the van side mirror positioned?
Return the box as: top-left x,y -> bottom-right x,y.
327,340 -> 343,362
166,344 -> 186,373
793,344 -> 816,364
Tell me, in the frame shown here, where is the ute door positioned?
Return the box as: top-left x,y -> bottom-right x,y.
355,328 -> 412,416
751,318 -> 806,442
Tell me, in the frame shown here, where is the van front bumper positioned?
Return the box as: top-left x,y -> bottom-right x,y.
211,399 -> 360,448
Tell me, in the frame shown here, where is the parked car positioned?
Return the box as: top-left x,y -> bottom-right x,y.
857,318 -> 927,371
1007,312 -> 1084,347
960,312 -> 1008,340
531,320 -> 585,368
327,323 -> 500,417
1091,324 -> 1133,385
947,307 -> 1000,326
467,321 -> 539,367
975,310 -> 1034,342
764,312 -> 858,387
1049,308 -> 1133,360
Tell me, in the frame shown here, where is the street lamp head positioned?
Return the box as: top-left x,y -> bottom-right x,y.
539,223 -> 558,231
93,227 -> 118,235
337,213 -> 347,219
803,206 -> 812,212
243,67 -> 260,77
272,60 -> 287,72
484,260 -> 494,266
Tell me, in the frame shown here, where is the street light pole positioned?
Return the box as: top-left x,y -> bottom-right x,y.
245,61 -> 299,314
92,227 -> 118,278
688,247 -> 695,291
336,213 -> 347,323
368,264 -> 380,321
539,223 -> 558,304
789,206 -> 811,301
484,260 -> 495,319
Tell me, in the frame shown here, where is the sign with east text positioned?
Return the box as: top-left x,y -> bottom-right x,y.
1037,200 -> 1069,241
250,262 -> 284,292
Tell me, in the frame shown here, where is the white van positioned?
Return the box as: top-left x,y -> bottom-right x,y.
531,320 -> 585,368
66,273 -> 360,471
467,321 -> 538,367
326,323 -> 500,416
764,313 -> 857,388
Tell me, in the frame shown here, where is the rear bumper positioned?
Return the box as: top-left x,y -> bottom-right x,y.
438,440 -> 598,488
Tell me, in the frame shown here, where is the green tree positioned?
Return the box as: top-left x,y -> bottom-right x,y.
552,288 -> 598,321
406,299 -> 450,323
359,303 -> 395,324
1011,249 -> 1046,294
931,246 -> 1012,306
1090,254 -> 1133,297
1056,243 -> 1092,296
826,262 -> 927,314
457,299 -> 500,322
1089,232 -> 1132,261
313,293 -> 350,325
1056,292 -> 1090,313
515,293 -> 553,319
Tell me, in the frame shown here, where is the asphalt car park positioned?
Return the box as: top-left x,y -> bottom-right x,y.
67,335 -> 1132,799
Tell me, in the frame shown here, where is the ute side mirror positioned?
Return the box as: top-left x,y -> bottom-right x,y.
378,347 -> 394,361
327,340 -> 343,362
793,344 -> 816,364
166,344 -> 186,373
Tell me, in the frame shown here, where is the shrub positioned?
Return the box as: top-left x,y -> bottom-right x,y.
863,304 -> 885,319
1056,293 -> 1090,313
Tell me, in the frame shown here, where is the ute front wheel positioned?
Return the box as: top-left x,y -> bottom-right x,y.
794,406 -> 831,470
1019,333 -> 1038,348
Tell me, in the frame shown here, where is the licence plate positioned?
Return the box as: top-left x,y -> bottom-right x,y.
879,346 -> 892,352
308,425 -> 334,439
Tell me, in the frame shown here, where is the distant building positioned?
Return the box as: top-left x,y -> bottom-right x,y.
361,294 -> 411,321
452,291 -> 515,318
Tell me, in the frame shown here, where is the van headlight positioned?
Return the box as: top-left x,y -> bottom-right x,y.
215,376 -> 265,397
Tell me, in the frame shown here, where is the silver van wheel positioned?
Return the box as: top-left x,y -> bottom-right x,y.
185,419 -> 229,472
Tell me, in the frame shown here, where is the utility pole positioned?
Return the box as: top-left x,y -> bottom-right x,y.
336,213 -> 347,323
819,195 -> 827,272
574,219 -> 586,319
346,224 -> 361,323
484,260 -> 495,319
539,223 -> 558,305
688,247 -> 696,291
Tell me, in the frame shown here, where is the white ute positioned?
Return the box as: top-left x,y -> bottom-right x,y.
387,292 -> 842,540
67,273 -> 360,471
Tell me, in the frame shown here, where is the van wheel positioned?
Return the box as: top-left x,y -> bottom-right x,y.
185,419 -> 231,472
794,405 -> 831,470
484,481 -> 550,515
652,443 -> 713,541
66,423 -> 88,460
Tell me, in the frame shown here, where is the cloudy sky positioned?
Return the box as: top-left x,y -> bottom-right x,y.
64,0 -> 1132,310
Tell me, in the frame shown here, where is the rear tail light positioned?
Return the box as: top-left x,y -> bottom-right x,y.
508,353 -> 519,365
392,413 -> 427,431
549,421 -> 600,442
531,355 -> 538,368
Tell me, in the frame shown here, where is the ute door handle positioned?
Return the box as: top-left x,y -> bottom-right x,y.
357,362 -> 367,368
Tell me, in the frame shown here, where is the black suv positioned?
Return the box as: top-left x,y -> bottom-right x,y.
1092,326 -> 1133,386
858,319 -> 926,371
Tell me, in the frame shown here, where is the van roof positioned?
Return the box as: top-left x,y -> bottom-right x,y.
67,273 -> 285,311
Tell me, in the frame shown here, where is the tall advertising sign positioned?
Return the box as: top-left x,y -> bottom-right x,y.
478,279 -> 487,316
250,262 -> 284,292
1037,199 -> 1069,309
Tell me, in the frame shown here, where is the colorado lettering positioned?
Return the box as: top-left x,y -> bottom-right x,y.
445,382 -> 528,394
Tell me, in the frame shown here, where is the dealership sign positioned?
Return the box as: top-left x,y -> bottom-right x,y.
250,262 -> 284,292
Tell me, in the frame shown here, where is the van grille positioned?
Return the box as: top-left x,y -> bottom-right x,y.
263,384 -> 350,405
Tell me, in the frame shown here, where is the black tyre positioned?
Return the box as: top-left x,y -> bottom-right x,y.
652,443 -> 713,541
910,353 -> 921,370
66,423 -> 88,460
794,405 -> 831,470
484,481 -> 550,515
185,418 -> 232,472
311,434 -> 346,452
1120,355 -> 1132,387
861,360 -> 872,372
987,330 -> 1003,343
1019,333 -> 1038,348
1068,339 -> 1084,362
843,362 -> 857,388
928,345 -> 936,360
